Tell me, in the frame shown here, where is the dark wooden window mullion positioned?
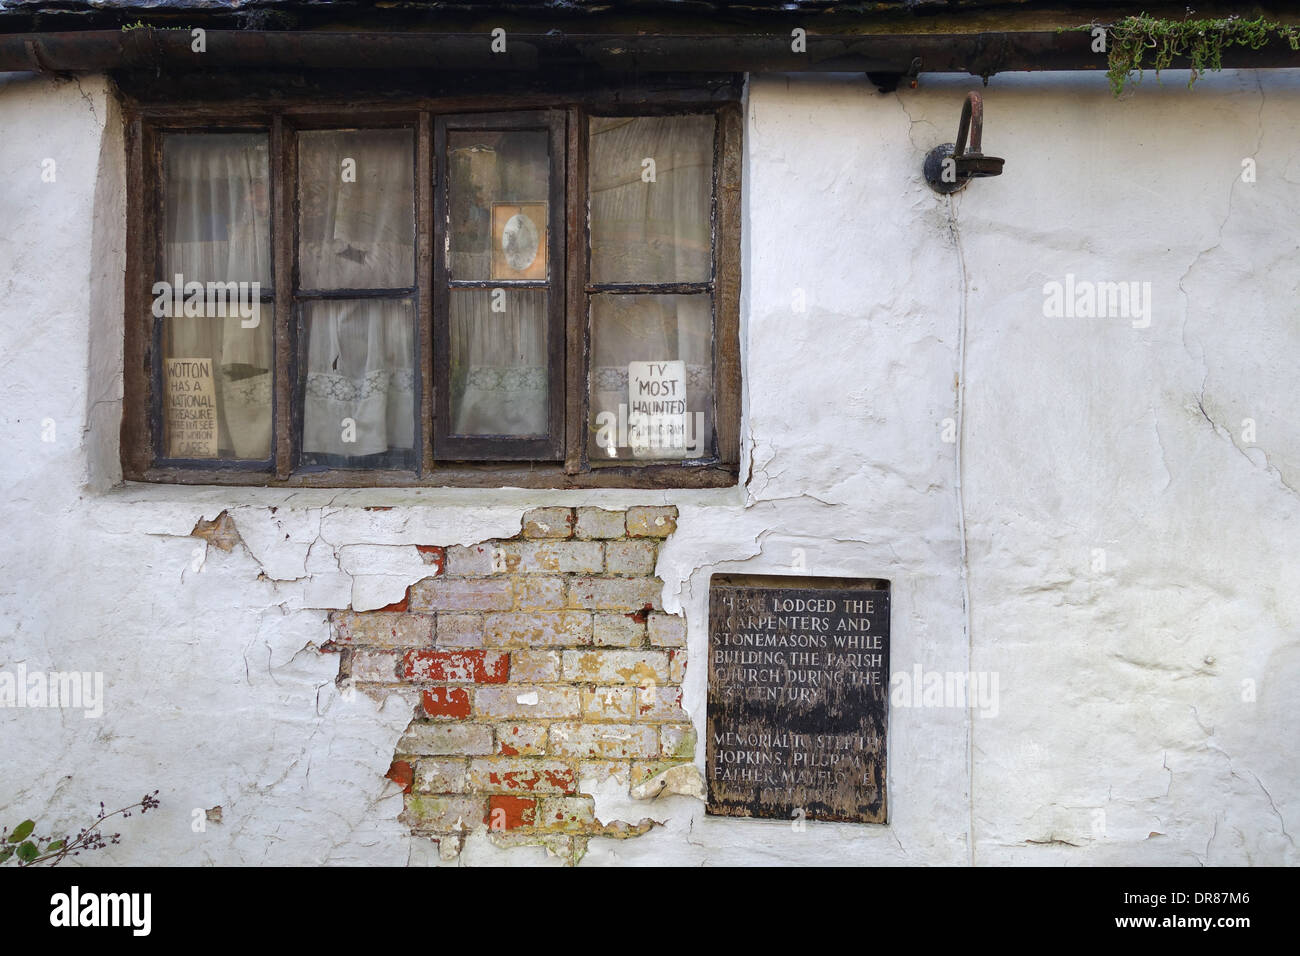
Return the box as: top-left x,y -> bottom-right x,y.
714,101 -> 743,468
295,287 -> 419,299
122,114 -> 151,476
585,282 -> 713,295
564,105 -> 588,475
418,111 -> 435,477
273,113 -> 294,479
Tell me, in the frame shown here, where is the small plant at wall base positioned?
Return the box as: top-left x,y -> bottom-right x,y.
0,791 -> 160,866
1107,14 -> 1300,95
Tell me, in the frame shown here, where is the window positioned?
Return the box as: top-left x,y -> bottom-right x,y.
121,93 -> 741,488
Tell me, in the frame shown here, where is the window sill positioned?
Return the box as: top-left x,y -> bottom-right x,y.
125,462 -> 740,491
106,471 -> 747,511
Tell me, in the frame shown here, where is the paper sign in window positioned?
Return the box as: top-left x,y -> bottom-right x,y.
628,359 -> 687,459
164,357 -> 219,458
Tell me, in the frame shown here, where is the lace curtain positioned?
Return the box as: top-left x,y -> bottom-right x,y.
298,130 -> 415,462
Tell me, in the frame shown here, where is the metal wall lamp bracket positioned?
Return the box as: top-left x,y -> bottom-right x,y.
924,91 -> 1005,194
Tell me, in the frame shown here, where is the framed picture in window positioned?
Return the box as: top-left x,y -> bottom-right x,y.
491,201 -> 548,280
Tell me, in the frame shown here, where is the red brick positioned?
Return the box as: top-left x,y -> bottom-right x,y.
386,760 -> 414,793
421,686 -> 472,719
403,649 -> 509,683
467,757 -> 578,794
487,794 -> 538,831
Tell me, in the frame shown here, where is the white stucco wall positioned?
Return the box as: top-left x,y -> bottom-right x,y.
0,67 -> 1295,865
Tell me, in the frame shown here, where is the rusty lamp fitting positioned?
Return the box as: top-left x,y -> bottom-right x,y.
924,91 -> 1005,194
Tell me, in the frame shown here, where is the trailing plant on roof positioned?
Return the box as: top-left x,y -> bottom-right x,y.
1107,14 -> 1300,95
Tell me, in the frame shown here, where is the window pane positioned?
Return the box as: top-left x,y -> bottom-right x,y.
298,130 -> 414,290
447,130 -> 550,282
449,288 -> 549,436
588,115 -> 714,284
301,298 -> 416,468
163,132 -> 271,286
588,294 -> 712,461
162,311 -> 272,460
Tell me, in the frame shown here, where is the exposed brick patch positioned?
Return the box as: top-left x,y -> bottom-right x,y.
347,506 -> 689,863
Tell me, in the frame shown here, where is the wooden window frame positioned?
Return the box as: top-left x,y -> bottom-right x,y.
121,90 -> 742,490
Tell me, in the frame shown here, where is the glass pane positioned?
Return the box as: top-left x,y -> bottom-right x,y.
588,115 -> 714,284
447,130 -> 550,281
588,294 -> 712,461
161,310 -> 272,460
298,129 -> 414,290
163,132 -> 271,286
301,298 -> 416,469
449,289 -> 549,436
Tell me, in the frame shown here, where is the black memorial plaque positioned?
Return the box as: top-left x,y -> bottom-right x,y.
706,574 -> 890,824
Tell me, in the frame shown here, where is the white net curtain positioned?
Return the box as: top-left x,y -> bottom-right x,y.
162,133 -> 273,459
297,130 -> 416,464
587,116 -> 716,459
446,130 -> 551,437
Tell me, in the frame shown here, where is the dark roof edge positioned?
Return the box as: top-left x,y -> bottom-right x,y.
5,28 -> 1300,79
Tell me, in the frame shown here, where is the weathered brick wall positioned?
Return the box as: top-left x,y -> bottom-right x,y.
327,505 -> 695,864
